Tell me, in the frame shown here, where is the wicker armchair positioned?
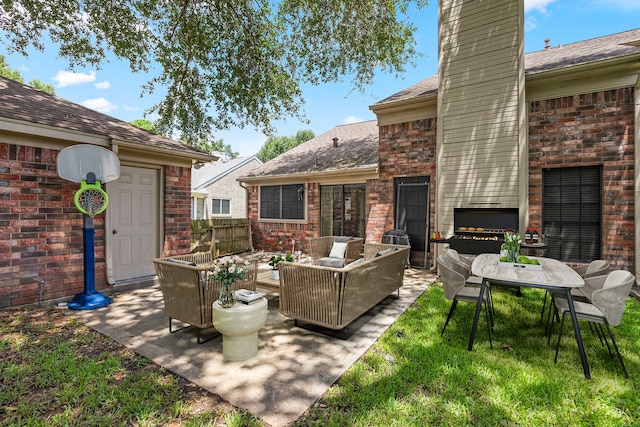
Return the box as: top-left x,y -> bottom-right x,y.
310,236 -> 364,267
152,252 -> 257,344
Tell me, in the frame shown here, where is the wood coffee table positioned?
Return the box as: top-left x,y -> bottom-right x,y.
256,270 -> 280,292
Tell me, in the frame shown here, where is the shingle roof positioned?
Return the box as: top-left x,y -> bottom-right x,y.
192,155 -> 262,190
0,76 -> 207,157
375,28 -> 640,106
241,120 -> 379,179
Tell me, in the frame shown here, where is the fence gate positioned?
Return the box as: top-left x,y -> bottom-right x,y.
191,218 -> 252,256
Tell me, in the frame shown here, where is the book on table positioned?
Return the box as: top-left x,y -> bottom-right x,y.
235,289 -> 264,303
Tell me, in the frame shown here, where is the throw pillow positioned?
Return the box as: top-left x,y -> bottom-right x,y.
374,247 -> 397,258
329,241 -> 348,258
333,236 -> 354,243
345,257 -> 364,268
166,258 -> 197,266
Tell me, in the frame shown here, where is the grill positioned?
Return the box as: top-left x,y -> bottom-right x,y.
448,208 -> 518,255
382,229 -> 411,246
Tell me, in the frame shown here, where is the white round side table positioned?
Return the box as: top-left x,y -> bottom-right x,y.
212,298 -> 268,362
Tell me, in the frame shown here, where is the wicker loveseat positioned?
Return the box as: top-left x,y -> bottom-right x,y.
152,252 -> 258,343
278,244 -> 410,331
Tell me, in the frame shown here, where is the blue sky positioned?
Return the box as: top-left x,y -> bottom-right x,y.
2,0 -> 639,157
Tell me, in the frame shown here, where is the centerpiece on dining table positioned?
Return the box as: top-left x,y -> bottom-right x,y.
211,255 -> 250,308
499,231 -> 542,269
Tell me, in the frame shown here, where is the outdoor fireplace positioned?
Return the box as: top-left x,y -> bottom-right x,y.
448,208 -> 519,255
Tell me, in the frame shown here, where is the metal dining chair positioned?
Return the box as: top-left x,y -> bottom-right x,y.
540,260 -> 611,325
438,255 -> 493,348
445,249 -> 482,284
551,270 -> 635,377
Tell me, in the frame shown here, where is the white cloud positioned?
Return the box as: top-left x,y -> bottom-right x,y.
343,115 -> 363,125
524,0 -> 555,13
95,81 -> 110,90
525,16 -> 537,32
81,97 -> 117,113
123,105 -> 140,112
52,70 -> 96,88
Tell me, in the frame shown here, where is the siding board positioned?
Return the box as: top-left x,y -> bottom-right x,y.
438,0 -> 525,231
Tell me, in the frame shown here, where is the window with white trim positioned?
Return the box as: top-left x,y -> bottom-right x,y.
191,197 -> 205,219
212,198 -> 231,215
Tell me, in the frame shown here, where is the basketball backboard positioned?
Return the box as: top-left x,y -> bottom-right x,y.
57,145 -> 120,183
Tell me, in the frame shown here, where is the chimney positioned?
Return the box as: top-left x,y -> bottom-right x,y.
544,38 -> 551,50
332,137 -> 339,148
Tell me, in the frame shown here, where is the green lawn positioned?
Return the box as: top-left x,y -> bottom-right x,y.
2,284 -> 640,426
295,284 -> 640,426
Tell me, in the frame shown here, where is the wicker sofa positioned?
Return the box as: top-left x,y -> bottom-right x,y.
278,244 -> 410,331
152,252 -> 258,343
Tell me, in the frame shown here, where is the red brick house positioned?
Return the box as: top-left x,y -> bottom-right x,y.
239,120 -> 380,255
0,77 -> 213,307
241,26 -> 640,275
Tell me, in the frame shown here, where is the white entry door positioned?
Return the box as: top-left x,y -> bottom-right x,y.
110,165 -> 160,281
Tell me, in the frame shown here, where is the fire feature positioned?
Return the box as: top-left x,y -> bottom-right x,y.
448,208 -> 519,255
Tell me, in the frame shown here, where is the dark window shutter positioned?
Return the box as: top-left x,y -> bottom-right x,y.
543,166 -> 601,263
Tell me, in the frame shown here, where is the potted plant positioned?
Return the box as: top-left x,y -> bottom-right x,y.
269,253 -> 294,280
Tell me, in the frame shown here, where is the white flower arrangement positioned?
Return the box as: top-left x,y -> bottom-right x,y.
501,231 -> 522,262
210,255 -> 249,285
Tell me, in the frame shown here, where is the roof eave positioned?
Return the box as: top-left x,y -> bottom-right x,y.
370,92 -> 438,114
111,138 -> 217,163
239,165 -> 378,185
525,52 -> 640,80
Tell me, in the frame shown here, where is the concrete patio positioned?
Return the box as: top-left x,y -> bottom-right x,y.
69,264 -> 436,426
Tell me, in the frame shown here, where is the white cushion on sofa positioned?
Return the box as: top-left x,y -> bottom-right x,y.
329,241 -> 348,258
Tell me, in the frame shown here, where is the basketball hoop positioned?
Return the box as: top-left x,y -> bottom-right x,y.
56,145 -> 121,310
74,181 -> 109,217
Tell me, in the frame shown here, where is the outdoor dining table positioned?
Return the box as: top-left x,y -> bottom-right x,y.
470,253 -> 590,378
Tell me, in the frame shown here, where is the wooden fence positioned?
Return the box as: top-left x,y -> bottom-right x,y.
191,218 -> 252,256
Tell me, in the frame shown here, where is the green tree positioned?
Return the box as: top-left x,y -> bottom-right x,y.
0,55 -> 55,95
188,135 -> 239,159
0,1 -> 427,139
130,119 -> 157,133
257,129 -> 315,162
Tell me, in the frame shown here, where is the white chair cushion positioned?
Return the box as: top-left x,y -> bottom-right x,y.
329,241 -> 348,258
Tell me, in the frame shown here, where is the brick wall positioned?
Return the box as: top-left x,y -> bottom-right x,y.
377,119 -> 438,266
0,143 -> 194,307
0,143 -> 105,307
163,165 -> 192,256
528,88 -> 635,271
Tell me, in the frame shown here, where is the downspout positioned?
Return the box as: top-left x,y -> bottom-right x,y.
239,181 -> 253,250
105,140 -> 118,285
634,79 -> 640,282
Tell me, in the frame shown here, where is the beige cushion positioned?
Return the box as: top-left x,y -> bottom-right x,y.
329,241 -> 348,258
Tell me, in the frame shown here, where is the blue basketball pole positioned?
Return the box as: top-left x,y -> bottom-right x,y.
67,214 -> 113,310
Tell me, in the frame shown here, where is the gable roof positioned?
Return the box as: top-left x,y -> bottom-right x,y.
374,28 -> 640,106
0,76 -> 212,161
192,155 -> 262,190
240,120 -> 379,182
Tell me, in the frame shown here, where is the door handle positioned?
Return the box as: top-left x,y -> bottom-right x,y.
113,229 -> 118,234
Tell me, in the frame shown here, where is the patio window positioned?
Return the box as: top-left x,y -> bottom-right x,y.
212,198 -> 230,215
320,184 -> 366,237
260,184 -> 305,220
542,166 -> 601,262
